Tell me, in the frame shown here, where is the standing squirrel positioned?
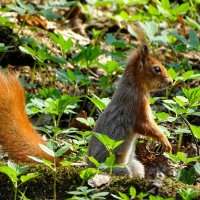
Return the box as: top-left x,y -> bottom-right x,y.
88,33 -> 173,178
0,73 -> 55,163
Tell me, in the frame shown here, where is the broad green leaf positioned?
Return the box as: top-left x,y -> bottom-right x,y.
179,188 -> 197,200
190,124 -> 200,139
8,161 -> 29,176
186,156 -> 200,164
88,156 -> 101,168
39,144 -> 55,157
148,5 -> 159,15
174,96 -> 188,107
0,166 -> 18,183
177,167 -> 196,185
66,68 -> 77,83
79,168 -> 97,181
93,133 -> 123,152
7,5 -> 25,14
119,10 -> 129,20
161,0 -> 170,9
182,70 -> 194,79
76,117 -> 95,128
118,191 -> 129,200
172,3 -> 189,15
89,94 -> 110,112
20,173 -> 40,183
164,152 -> 180,163
55,144 -> 71,157
177,152 -> 187,163
129,187 -> 136,198
168,68 -> 177,79
105,154 -> 116,166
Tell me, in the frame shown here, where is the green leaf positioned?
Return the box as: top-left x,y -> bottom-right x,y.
39,144 -> 55,157
129,187 -> 136,198
93,133 -> 123,152
55,144 -> 71,157
20,173 -> 40,183
190,124 -> 200,139
89,94 -> 110,112
76,117 -> 95,128
113,140 -> 124,150
0,166 -> 18,183
19,46 -> 36,59
179,188 -> 197,200
194,163 -> 200,174
118,191 -> 129,200
39,9 -> 61,20
182,70 -> 194,79
137,192 -> 149,199
105,33 -> 125,48
168,68 -> 177,79
156,112 -> 169,119
8,161 -> 29,176
66,68 -> 77,83
105,154 -> 116,167
88,156 -> 101,168
7,5 -> 25,14
174,96 -> 188,107
148,5 -> 159,15
172,3 -> 189,15
91,192 -> 109,198
49,54 -> 66,64
28,156 -> 43,163
79,168 -> 97,181
185,156 -> 200,164
177,167 -> 196,185
189,29 -> 199,49
161,0 -> 170,9
186,17 -> 200,30
177,152 -> 187,163
164,153 -> 180,163
100,60 -> 120,75
119,10 -> 129,20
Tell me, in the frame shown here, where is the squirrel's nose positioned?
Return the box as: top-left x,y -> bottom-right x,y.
166,78 -> 173,86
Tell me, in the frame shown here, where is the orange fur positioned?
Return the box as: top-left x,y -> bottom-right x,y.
0,73 -> 55,163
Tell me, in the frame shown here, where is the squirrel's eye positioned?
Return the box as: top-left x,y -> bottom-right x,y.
152,66 -> 161,73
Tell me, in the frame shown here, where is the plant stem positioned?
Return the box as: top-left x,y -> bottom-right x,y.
177,120 -> 185,152
53,170 -> 57,200
14,185 -> 18,200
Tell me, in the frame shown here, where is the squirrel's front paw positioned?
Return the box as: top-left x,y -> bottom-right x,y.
160,136 -> 172,153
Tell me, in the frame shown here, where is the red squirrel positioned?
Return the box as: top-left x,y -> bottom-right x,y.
88,32 -> 173,178
0,28 -> 172,178
0,72 -> 55,163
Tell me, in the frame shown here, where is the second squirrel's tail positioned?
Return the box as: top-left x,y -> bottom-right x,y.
0,72 -> 54,163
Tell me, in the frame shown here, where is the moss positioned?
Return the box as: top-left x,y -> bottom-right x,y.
159,178 -> 200,199
0,163 -> 199,200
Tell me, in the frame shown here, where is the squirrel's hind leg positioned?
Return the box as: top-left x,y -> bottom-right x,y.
126,158 -> 145,178
126,142 -> 145,178
112,135 -> 145,178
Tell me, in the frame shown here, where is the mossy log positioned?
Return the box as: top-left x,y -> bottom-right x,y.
0,163 -> 199,200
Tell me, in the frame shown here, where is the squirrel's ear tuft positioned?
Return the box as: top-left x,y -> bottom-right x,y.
139,44 -> 149,58
139,44 -> 149,66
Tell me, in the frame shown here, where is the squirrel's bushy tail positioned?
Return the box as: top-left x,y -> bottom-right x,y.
0,73 -> 54,163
